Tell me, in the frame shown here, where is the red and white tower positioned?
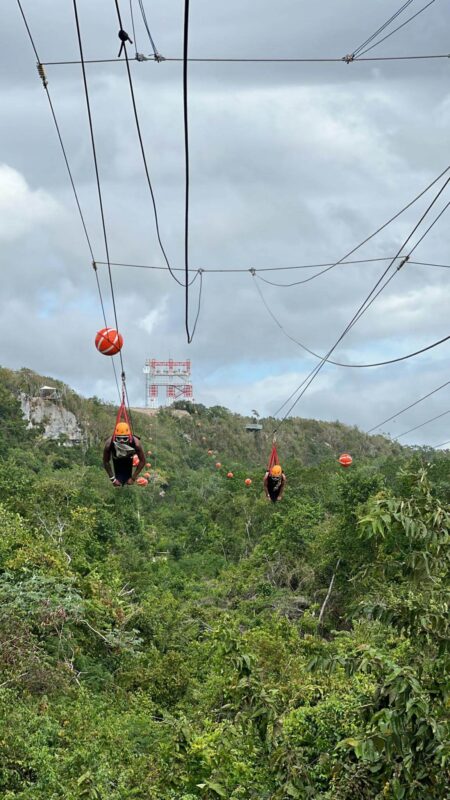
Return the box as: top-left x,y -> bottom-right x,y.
144,359 -> 193,408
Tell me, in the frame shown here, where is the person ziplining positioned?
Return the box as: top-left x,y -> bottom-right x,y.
100,357 -> 146,487
103,421 -> 146,487
263,443 -> 286,502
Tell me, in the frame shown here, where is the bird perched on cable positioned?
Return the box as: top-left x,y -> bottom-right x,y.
118,29 -> 133,58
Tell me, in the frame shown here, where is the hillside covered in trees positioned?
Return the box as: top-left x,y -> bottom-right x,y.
0,367 -> 448,799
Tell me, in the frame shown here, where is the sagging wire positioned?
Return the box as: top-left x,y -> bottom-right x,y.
271,174 -> 450,429
253,273 -> 450,369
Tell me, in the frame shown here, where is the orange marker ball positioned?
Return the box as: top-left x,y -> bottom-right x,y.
95,327 -> 123,356
338,453 -> 353,468
215,462 -> 222,469
227,472 -> 234,478
245,478 -> 252,486
136,477 -> 148,486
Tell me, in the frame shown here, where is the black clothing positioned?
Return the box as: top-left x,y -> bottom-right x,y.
111,436 -> 139,485
267,475 -> 282,503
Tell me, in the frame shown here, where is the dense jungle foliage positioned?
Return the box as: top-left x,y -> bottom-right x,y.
0,367 -> 449,799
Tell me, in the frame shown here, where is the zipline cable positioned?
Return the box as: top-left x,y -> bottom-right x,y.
367,378 -> 450,433
72,0 -> 128,401
16,2 -> 95,265
129,0 -> 138,52
393,407 -> 450,440
250,166 -> 450,289
356,0 -> 438,59
346,195 -> 450,331
137,0 -> 161,59
351,0 -> 416,58
272,175 -> 450,428
113,0 -> 184,289
16,0 -> 121,401
253,274 -> 450,368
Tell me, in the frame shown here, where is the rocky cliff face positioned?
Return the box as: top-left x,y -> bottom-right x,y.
19,394 -> 82,444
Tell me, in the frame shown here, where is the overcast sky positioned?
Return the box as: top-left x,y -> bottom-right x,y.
2,0 -> 450,447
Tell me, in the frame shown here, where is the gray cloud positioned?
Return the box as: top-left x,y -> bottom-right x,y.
2,0 -> 450,448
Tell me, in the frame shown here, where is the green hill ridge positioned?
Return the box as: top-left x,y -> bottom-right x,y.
0,366 -> 448,799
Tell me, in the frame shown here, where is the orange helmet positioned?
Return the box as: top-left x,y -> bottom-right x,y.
271,465 -> 282,477
115,422 -> 130,437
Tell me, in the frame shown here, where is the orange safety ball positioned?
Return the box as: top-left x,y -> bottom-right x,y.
207,449 -> 214,456
147,450 -> 152,455
227,471 -> 234,478
245,478 -> 252,486
215,462 -> 222,469
145,462 -> 151,468
144,472 -> 151,478
136,477 -> 148,486
95,327 -> 123,356
339,453 -> 353,468
132,454 -> 140,467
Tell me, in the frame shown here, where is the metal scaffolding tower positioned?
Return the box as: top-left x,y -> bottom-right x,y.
143,359 -> 193,407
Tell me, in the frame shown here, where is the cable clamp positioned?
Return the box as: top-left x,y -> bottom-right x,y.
342,53 -> 355,64
121,371 -> 126,383
396,255 -> 410,271
154,53 -> 166,62
118,29 -> 133,58
197,268 -> 204,274
37,62 -> 48,88
135,52 -> 149,62
249,268 -> 256,276
92,260 -> 97,272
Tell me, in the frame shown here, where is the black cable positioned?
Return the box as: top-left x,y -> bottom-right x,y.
435,438 -> 450,449
41,53 -> 450,66
183,0 -> 195,342
113,0 -> 183,289
72,0 -> 127,392
357,0 -> 438,58
272,175 -> 450,428
394,407 -> 450,440
254,275 -> 450,368
352,0 -> 415,57
16,0 -> 121,401
367,378 -> 450,433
